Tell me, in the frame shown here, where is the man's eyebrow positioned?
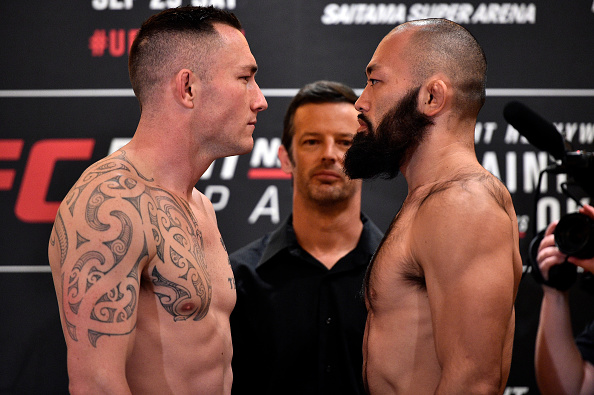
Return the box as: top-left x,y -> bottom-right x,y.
366,64 -> 376,76
299,131 -> 354,139
336,131 -> 356,137
240,64 -> 258,74
300,131 -> 322,138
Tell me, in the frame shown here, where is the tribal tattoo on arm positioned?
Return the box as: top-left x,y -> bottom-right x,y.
52,151 -> 212,348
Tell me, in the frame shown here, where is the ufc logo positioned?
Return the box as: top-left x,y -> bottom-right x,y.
0,139 -> 95,223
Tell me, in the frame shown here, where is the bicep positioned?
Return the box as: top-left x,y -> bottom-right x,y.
55,192 -> 148,370
414,195 -> 517,371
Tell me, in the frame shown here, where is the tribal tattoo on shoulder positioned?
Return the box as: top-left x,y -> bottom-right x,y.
52,151 -> 212,348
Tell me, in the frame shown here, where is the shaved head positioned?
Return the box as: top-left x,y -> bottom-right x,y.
391,19 -> 487,118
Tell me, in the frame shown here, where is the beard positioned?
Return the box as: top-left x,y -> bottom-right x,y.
343,86 -> 434,180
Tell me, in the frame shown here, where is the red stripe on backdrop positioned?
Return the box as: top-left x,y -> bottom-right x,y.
247,168 -> 291,179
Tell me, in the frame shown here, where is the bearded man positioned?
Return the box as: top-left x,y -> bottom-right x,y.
344,19 -> 523,394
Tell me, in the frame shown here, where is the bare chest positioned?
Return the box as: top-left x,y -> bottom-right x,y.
365,206 -> 425,312
140,187 -> 235,322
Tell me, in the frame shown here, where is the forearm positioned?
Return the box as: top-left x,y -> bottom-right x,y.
67,354 -> 132,395
434,365 -> 503,395
434,381 -> 501,395
435,334 -> 509,395
68,373 -> 132,395
535,288 -> 586,395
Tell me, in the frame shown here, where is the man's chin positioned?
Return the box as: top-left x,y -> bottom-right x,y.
344,148 -> 401,180
308,185 -> 351,204
343,145 -> 378,179
344,167 -> 399,181
235,139 -> 254,157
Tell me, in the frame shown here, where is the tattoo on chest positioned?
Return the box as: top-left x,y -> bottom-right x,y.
54,152 -> 213,347
220,237 -> 236,290
148,191 -> 211,321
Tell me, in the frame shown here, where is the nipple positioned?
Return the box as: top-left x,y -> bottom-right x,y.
181,302 -> 196,312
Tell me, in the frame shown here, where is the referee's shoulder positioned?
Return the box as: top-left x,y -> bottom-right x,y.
229,234 -> 271,270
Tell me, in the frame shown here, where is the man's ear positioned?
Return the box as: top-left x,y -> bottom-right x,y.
278,145 -> 294,175
420,77 -> 448,117
174,68 -> 196,109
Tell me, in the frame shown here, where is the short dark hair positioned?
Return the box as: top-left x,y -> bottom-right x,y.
282,80 -> 358,157
397,19 -> 487,118
129,6 -> 242,108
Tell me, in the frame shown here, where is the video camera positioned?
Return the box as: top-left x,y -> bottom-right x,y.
503,101 -> 594,290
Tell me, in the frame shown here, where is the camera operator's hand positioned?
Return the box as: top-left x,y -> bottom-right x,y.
537,220 -> 568,286
567,204 -> 594,273
535,203 -> 594,395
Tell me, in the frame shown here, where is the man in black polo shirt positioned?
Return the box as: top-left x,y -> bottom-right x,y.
230,80 -> 383,395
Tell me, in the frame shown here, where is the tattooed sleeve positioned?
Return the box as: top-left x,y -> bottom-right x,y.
53,152 -> 212,348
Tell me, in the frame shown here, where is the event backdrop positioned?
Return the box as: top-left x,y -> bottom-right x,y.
1,1 -> 593,393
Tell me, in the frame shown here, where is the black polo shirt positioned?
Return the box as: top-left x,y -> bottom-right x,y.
577,320 -> 594,365
230,213 -> 383,395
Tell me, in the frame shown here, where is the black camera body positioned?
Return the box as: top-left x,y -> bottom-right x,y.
529,212 -> 594,291
565,151 -> 594,198
528,150 -> 594,290
555,212 -> 594,259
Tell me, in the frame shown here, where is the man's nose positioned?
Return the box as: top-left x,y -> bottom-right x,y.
355,88 -> 369,113
321,141 -> 341,163
252,82 -> 268,112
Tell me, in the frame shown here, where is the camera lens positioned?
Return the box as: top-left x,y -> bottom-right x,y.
555,213 -> 594,259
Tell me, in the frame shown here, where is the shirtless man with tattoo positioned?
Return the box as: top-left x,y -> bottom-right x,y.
47,6 -> 267,394
344,19 -> 522,394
